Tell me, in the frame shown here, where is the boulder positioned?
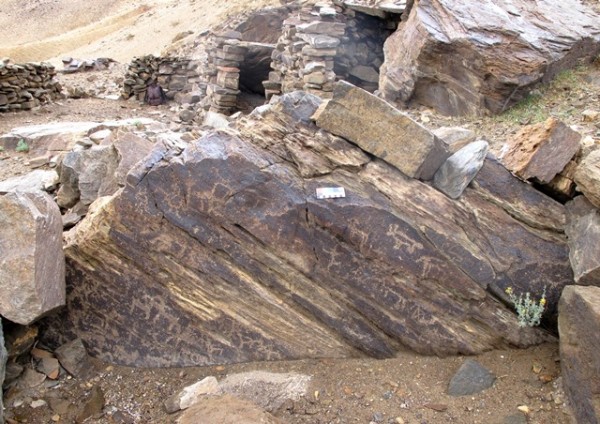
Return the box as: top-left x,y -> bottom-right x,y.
0,191 -> 65,325
1,320 -> 7,424
57,146 -> 119,209
565,196 -> 600,285
57,131 -> 156,211
432,127 -> 477,154
501,117 -> 581,184
59,92 -> 570,367
574,148 -> 600,209
558,285 -> 600,424
165,376 -> 219,413
379,0 -> 600,116
0,169 -> 59,194
313,81 -> 448,180
433,140 -> 488,199
176,394 -> 281,424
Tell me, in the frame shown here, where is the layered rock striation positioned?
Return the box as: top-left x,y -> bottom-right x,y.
61,92 -> 570,367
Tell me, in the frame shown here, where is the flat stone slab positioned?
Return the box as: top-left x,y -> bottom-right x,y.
433,140 -> 489,199
0,191 -> 65,324
314,80 -> 449,180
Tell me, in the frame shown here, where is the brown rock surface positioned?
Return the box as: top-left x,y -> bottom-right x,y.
177,394 -> 281,424
574,148 -> 600,209
501,117 -> 581,183
59,92 -> 570,367
379,0 -> 600,116
314,81 -> 448,180
565,196 -> 600,285
0,191 -> 65,325
558,285 -> 600,424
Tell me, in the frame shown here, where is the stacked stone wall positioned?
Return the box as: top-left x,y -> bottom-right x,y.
0,59 -> 62,112
122,55 -> 202,102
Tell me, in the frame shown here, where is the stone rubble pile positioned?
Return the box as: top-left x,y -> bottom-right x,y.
0,58 -> 62,112
60,57 -> 118,73
122,55 -> 201,102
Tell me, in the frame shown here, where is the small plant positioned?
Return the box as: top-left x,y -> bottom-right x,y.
15,139 -> 29,153
505,286 -> 547,327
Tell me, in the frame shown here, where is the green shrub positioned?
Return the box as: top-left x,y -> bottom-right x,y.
15,139 -> 29,153
505,286 -> 547,327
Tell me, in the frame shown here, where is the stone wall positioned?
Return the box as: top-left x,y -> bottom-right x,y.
0,58 -> 62,112
122,55 -> 203,102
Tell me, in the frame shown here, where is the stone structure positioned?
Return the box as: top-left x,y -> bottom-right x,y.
122,55 -> 202,102
0,58 -> 62,112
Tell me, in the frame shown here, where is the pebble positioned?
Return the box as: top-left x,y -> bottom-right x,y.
51,414 -> 61,422
372,411 -> 384,422
517,405 -> 530,414
31,399 -> 47,408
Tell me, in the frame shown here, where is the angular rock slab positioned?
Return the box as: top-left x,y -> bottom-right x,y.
433,140 -> 488,199
0,191 -> 65,325
574,148 -> 600,209
566,196 -> 600,285
314,80 -> 448,180
379,0 -> 600,116
60,93 -> 570,367
1,320 -> 7,424
558,286 -> 600,424
501,117 -> 581,184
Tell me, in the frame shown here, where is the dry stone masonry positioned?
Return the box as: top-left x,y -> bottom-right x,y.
0,58 -> 62,112
122,55 -> 201,102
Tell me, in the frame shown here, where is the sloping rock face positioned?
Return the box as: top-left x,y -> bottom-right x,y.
558,285 -> 600,424
379,0 -> 600,116
565,196 -> 600,286
0,191 -> 65,325
62,92 -> 570,367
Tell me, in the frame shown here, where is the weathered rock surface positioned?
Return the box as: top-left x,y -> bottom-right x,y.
558,285 -> 600,424
55,339 -> 95,379
574,148 -> 600,209
379,0 -> 600,116
61,92 -> 570,367
165,376 -> 219,413
219,371 -> 311,412
448,359 -> 496,396
1,320 -> 7,424
433,140 -> 488,199
501,117 -> 581,184
0,191 -> 65,325
0,170 -> 59,194
56,131 -> 157,212
176,394 -> 281,424
432,126 -> 477,154
565,196 -> 600,285
314,81 -> 448,180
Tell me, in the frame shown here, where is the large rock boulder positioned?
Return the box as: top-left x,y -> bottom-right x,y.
0,191 -> 65,324
574,148 -> 600,209
565,196 -> 600,286
379,0 -> 600,116
558,285 -> 600,424
60,92 -> 570,367
314,81 -> 448,180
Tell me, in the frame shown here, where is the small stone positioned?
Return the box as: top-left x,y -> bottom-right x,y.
372,411 -> 384,422
517,405 -> 530,414
51,414 -> 60,422
394,418 -> 405,424
448,359 -> 496,396
31,399 -> 47,408
424,402 -> 448,412
582,109 -> 600,122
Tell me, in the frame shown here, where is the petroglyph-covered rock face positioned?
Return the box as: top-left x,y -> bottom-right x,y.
63,92 -> 571,367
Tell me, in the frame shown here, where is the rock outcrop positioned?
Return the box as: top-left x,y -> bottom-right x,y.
59,92 -> 571,367
574,148 -> 600,209
565,196 -> 600,286
558,285 -> 600,424
1,319 -> 6,424
379,0 -> 600,116
0,191 -> 65,325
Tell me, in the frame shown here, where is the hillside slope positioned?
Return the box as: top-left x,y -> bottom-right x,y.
0,0 -> 281,65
